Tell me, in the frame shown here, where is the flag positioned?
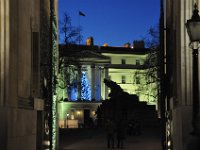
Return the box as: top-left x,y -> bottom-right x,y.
79,11 -> 86,16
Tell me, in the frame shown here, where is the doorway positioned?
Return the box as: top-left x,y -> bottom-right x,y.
84,109 -> 90,127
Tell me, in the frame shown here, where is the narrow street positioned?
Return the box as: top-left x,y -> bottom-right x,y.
59,126 -> 162,150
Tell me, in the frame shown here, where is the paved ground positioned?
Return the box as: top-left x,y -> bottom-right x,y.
59,126 -> 162,150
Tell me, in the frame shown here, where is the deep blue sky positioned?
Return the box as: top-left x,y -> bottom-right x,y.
58,0 -> 160,46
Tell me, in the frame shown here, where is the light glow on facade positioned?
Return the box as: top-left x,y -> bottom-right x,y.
50,0 -> 58,148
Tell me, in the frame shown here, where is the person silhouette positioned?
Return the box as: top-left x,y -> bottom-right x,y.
105,119 -> 116,149
116,119 -> 126,149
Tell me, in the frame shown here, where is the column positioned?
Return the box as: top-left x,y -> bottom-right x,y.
104,67 -> 109,99
97,66 -> 101,100
100,67 -> 105,100
95,65 -> 101,101
91,65 -> 95,100
0,0 -> 10,106
77,65 -> 82,100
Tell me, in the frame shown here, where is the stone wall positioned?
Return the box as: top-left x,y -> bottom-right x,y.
0,107 -> 7,149
0,0 -> 52,149
164,0 -> 198,149
7,109 -> 37,150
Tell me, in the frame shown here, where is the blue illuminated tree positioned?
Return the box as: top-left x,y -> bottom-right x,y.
81,71 -> 91,100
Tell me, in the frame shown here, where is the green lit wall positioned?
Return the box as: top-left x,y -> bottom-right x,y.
58,51 -> 158,107
102,53 -> 147,64
58,102 -> 101,128
102,53 -> 158,108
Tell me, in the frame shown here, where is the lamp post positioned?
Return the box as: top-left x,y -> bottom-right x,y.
185,3 -> 200,150
66,113 -> 69,128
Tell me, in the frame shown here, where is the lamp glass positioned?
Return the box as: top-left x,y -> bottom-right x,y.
186,20 -> 200,42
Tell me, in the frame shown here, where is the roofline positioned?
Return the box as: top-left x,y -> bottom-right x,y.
59,44 -> 150,56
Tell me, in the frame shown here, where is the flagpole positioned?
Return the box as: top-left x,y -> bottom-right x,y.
78,11 -> 80,45
78,11 -> 86,45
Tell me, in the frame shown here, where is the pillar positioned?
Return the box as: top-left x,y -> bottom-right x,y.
100,68 -> 104,100
97,66 -> 101,100
77,65 -> 82,100
104,67 -> 109,99
91,65 -> 95,100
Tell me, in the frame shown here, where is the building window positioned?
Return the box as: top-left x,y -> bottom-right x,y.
134,73 -> 140,84
136,60 -> 140,65
122,75 -> 126,84
121,59 -> 126,64
136,76 -> 140,84
31,32 -> 39,96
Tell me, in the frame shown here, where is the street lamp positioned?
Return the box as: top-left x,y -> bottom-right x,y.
185,3 -> 200,150
66,113 -> 69,128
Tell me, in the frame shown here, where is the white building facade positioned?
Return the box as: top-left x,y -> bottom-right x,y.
58,43 -> 159,128
59,44 -> 158,105
102,51 -> 157,105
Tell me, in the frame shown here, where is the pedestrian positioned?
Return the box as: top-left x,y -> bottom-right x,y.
116,119 -> 126,149
127,120 -> 134,136
105,119 -> 116,149
134,120 -> 142,136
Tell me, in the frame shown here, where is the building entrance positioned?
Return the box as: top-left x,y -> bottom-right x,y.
84,109 -> 90,127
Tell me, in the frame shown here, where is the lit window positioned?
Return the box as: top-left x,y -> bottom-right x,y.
121,59 -> 126,64
122,75 -> 126,84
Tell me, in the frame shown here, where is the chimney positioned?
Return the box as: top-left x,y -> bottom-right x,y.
123,42 -> 131,48
103,43 -> 108,47
133,40 -> 145,48
86,37 -> 94,46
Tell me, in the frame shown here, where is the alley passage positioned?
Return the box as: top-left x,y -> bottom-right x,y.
59,126 -> 162,150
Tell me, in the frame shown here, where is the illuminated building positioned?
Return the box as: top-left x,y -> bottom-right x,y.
58,38 -> 158,128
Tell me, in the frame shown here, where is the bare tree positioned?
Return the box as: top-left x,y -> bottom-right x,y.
58,12 -> 83,101
134,24 -> 160,104
144,23 -> 160,84
144,23 -> 160,102
145,24 -> 160,49
59,12 -> 83,45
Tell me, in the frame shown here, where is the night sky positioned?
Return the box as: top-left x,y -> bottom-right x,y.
58,0 -> 160,47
